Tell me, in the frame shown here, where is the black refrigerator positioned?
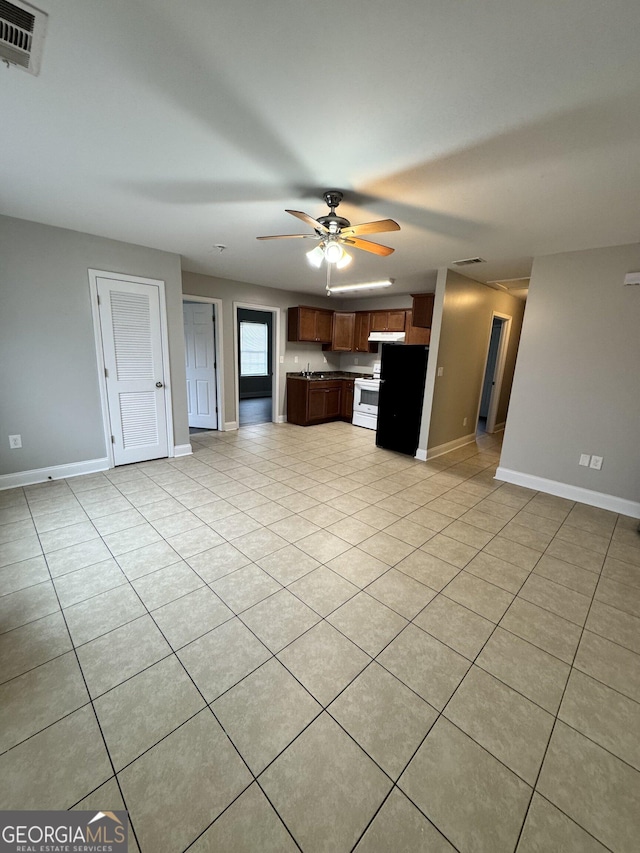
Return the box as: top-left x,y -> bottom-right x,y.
376,344 -> 430,456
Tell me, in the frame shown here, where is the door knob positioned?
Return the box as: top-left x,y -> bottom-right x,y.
155,382 -> 163,388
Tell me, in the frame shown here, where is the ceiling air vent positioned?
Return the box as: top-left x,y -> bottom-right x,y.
0,0 -> 48,76
452,257 -> 486,266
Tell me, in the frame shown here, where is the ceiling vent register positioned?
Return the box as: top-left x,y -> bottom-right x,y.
0,0 -> 47,75
452,257 -> 486,266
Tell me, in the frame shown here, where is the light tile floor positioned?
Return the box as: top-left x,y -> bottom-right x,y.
1,421 -> 639,852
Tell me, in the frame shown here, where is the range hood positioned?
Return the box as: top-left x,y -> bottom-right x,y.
368,331 -> 406,343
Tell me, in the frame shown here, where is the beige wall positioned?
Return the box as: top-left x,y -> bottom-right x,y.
0,215 -> 188,478
500,243 -> 640,510
427,270 -> 525,451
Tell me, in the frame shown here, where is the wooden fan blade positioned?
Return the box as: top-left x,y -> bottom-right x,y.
340,219 -> 400,237
285,210 -> 330,234
343,237 -> 395,256
256,233 -> 316,240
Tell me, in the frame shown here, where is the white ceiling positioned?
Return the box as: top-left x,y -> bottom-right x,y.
2,0 -> 640,298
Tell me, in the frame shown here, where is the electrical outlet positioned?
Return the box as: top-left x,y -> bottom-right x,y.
9,435 -> 22,449
579,454 -> 590,467
279,355 -> 284,364
590,455 -> 603,470
437,366 -> 444,377
463,418 -> 468,426
294,356 -> 298,363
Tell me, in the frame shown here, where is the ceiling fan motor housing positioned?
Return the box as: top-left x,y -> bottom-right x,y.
318,191 -> 350,232
317,215 -> 350,232
323,190 -> 343,211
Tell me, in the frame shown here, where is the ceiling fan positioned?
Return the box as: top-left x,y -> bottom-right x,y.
256,191 -> 400,282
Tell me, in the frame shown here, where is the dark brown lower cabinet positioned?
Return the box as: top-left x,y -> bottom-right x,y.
308,383 -> 341,420
287,378 -> 353,425
341,380 -> 354,419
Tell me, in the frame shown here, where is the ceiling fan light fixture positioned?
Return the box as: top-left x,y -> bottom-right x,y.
324,241 -> 345,264
306,245 -> 324,268
257,192 -> 400,285
336,251 -> 352,269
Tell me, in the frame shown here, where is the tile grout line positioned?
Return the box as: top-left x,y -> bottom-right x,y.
85,473 -> 303,853
2,427 -> 636,852
106,464 -> 327,852
508,504 -> 618,853
23,488 -> 145,853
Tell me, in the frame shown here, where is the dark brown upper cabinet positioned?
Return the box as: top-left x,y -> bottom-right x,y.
288,306 -> 334,343
327,312 -> 355,352
411,293 -> 435,328
354,312 -> 376,352
369,310 -> 407,332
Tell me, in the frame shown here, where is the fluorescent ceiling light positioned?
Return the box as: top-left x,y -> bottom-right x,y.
327,279 -> 393,293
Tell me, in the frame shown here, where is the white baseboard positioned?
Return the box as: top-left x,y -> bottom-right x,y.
495,466 -> 640,519
414,448 -> 428,462
426,432 -> 477,461
490,422 -> 506,434
0,457 -> 110,490
173,444 -> 193,458
224,421 -> 239,431
275,415 -> 286,424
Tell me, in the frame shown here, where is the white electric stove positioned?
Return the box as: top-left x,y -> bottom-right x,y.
352,363 -> 381,430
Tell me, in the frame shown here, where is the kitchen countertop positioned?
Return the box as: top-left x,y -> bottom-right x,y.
286,371 -> 373,381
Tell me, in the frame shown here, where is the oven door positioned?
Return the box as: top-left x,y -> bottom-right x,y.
354,380 -> 380,415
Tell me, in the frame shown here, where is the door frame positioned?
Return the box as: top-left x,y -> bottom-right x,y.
476,311 -> 512,434
89,269 -> 174,468
182,295 -> 224,431
233,302 -> 281,427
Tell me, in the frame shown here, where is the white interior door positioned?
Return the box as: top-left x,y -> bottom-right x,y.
184,302 -> 217,429
97,276 -> 169,465
486,315 -> 512,433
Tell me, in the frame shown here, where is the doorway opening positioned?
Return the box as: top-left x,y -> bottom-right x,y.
183,296 -> 223,434
237,307 -> 273,426
477,313 -> 512,435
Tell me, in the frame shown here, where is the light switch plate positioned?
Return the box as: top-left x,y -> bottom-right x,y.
589,455 -> 603,470
579,454 -> 590,467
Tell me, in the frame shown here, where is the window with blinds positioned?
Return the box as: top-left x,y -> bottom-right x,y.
240,321 -> 268,376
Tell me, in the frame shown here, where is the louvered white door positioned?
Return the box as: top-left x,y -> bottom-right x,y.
97,277 -> 169,465
184,302 -> 217,429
